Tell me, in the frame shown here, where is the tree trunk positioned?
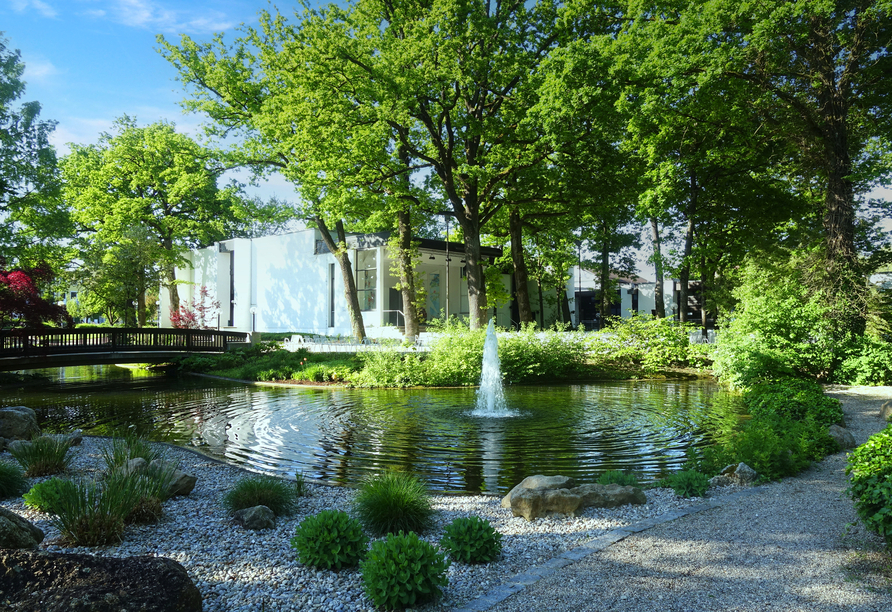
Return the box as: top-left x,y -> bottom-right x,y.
394,209 -> 420,340
599,226 -> 611,325
650,217 -> 666,318
315,216 -> 366,342
162,236 -> 180,320
537,277 -> 545,328
678,174 -> 697,324
558,281 -> 571,324
136,266 -> 147,327
455,205 -> 488,329
508,208 -> 534,325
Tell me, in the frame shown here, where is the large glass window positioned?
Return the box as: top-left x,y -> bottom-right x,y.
356,250 -> 377,311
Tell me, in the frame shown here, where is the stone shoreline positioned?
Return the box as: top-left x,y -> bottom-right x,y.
2,385 -> 890,611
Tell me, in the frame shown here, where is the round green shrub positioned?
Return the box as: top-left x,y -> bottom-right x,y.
597,470 -> 639,487
663,470 -> 710,498
222,474 -> 302,517
23,477 -> 77,513
353,471 -> 435,536
0,460 -> 27,499
290,510 -> 369,570
439,516 -> 502,564
360,531 -> 450,609
847,424 -> 892,545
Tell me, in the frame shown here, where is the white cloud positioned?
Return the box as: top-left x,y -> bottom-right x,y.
92,0 -> 237,33
9,0 -> 58,18
22,57 -> 58,82
49,117 -> 115,153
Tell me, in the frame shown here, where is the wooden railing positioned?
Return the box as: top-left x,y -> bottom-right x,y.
0,328 -> 250,358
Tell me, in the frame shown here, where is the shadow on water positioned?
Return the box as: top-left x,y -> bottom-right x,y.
1,365 -> 744,494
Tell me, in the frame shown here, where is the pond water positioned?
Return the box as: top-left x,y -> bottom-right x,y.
2,366 -> 742,494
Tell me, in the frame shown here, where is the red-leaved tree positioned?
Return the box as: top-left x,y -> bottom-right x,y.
170,286 -> 220,329
0,260 -> 73,328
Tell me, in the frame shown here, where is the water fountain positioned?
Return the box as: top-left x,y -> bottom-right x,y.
472,319 -> 510,416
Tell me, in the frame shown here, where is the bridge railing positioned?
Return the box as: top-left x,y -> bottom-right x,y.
0,328 -> 250,357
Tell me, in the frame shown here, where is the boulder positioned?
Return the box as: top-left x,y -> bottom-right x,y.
506,479 -> 647,521
501,474 -> 575,508
828,424 -> 857,450
233,505 -> 276,530
0,507 -> 45,549
0,405 -> 40,440
0,549 -> 202,612
149,459 -> 197,497
881,400 -> 892,423
718,462 -> 758,485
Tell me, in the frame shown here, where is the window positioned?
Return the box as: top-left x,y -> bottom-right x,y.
355,250 -> 377,311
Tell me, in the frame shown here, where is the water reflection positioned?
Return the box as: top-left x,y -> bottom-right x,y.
1,365 -> 743,494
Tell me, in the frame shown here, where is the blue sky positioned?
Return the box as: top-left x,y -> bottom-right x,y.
2,0 -> 296,200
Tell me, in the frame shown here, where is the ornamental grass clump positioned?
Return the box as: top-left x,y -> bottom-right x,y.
9,436 -> 73,477
290,510 -> 368,570
597,470 -> 639,487
0,460 -> 27,499
50,477 -> 143,546
222,474 -> 304,517
360,531 -> 450,610
353,471 -> 435,536
100,433 -> 162,472
439,516 -> 502,564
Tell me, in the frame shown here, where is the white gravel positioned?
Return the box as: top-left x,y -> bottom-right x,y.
2,385 -> 890,612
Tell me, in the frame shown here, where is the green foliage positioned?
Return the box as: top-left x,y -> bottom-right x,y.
597,470 -> 639,487
588,314 -> 697,372
353,471 -> 435,537
290,510 -> 369,570
104,469 -> 168,524
0,460 -> 27,499
360,531 -> 450,610
179,346 -> 362,384
23,477 -> 76,513
498,324 -> 588,383
9,436 -> 73,477
221,474 -> 302,517
49,475 -> 155,546
354,349 -> 426,388
745,379 -> 844,427
661,470 -> 710,498
837,336 -> 892,386
100,433 -> 162,472
439,516 -> 502,564
847,425 -> 892,546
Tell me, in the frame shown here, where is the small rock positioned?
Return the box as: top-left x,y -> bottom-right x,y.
233,505 -> 276,530
0,406 -> 40,440
828,424 -> 857,450
149,459 -> 197,497
501,474 -> 575,508
0,507 -> 45,549
881,400 -> 892,422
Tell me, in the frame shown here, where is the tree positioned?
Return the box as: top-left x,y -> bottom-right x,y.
0,35 -> 70,265
0,259 -> 71,328
613,0 -> 892,335
61,116 -> 274,318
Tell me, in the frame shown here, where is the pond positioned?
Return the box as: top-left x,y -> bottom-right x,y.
2,366 -> 742,494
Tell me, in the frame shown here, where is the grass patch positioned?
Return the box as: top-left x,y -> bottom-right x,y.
353,471 -> 435,536
0,460 -> 27,499
221,474 -> 305,517
9,436 -> 73,477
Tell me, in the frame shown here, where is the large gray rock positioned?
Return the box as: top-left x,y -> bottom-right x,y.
881,400 -> 892,423
501,474 -> 575,508
716,462 -> 758,485
506,479 -> 647,521
149,458 -> 197,497
828,424 -> 857,450
0,507 -> 44,549
0,549 -> 202,611
0,406 -> 40,440
233,505 -> 276,530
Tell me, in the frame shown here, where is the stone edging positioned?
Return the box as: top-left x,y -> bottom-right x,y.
454,486 -> 768,612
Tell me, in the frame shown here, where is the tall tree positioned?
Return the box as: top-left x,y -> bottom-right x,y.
0,35 -> 69,265
61,117 -> 267,316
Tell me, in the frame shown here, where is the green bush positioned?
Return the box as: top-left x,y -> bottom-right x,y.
847,424 -> 892,546
588,314 -> 695,372
353,471 -> 435,536
221,474 -> 303,517
661,470 -> 710,498
837,336 -> 892,385
597,470 -> 639,487
745,379 -> 844,427
0,460 -> 27,499
439,516 -> 502,564
9,436 -> 73,477
360,531 -> 450,609
23,477 -> 77,513
497,323 -> 588,383
290,510 -> 369,570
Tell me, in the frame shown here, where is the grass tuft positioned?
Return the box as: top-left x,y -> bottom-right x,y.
353,471 -> 435,536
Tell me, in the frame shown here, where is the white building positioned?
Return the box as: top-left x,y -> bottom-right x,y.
160,229 -> 517,338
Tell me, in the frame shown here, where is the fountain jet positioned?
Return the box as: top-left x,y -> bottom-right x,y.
473,319 -> 509,416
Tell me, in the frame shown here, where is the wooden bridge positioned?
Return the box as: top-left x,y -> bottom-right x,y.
0,328 -> 250,371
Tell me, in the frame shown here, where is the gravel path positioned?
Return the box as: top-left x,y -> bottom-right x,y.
477,385 -> 892,612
